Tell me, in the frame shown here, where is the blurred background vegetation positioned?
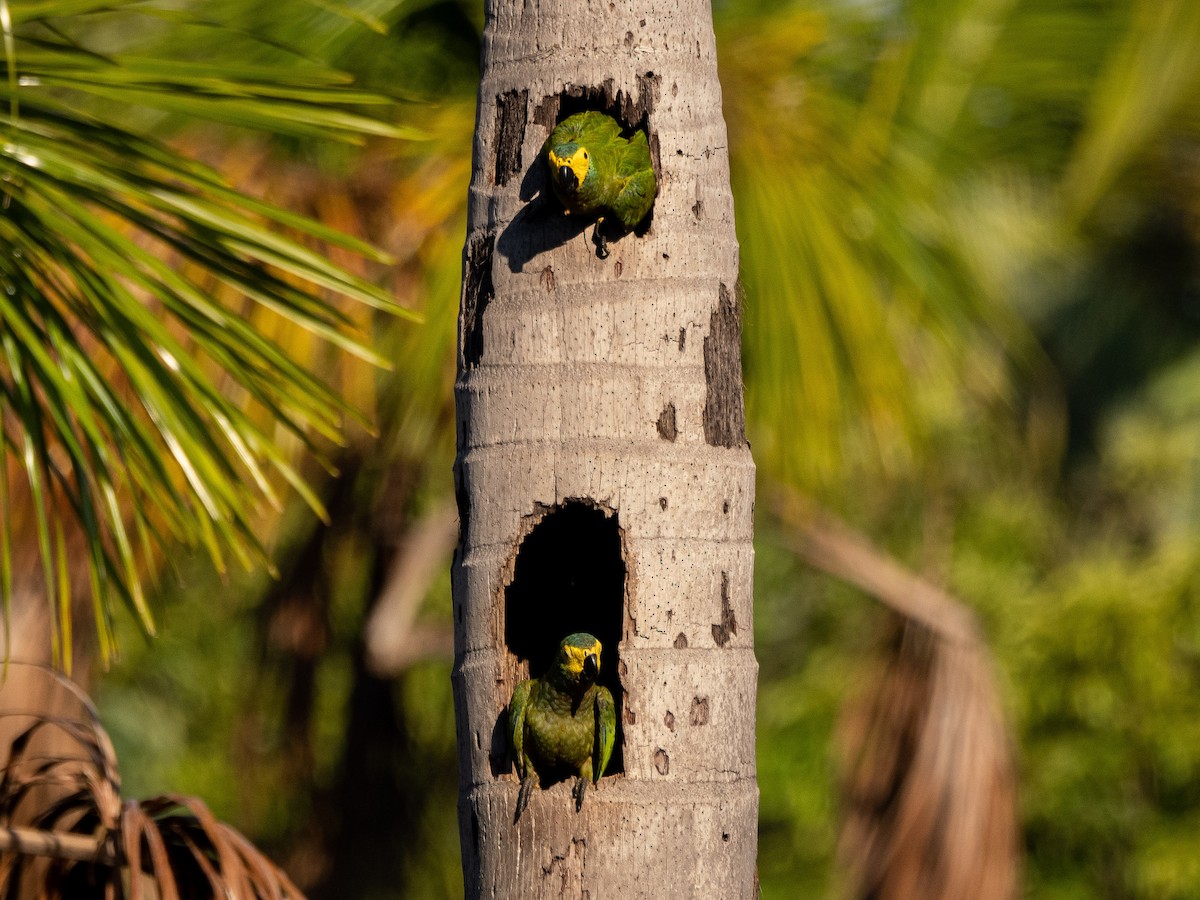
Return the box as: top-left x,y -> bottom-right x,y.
5,0 -> 1200,897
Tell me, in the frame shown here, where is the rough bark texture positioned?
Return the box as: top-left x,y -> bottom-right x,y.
452,0 -> 758,896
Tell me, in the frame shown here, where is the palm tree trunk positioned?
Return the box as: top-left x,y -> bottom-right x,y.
452,0 -> 758,894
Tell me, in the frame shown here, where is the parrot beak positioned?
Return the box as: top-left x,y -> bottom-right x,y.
558,165 -> 578,192
583,654 -> 599,683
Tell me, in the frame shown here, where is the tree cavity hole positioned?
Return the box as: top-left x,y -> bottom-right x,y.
504,500 -> 626,774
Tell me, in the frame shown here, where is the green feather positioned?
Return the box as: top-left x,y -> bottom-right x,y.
595,686 -> 615,783
508,678 -> 533,778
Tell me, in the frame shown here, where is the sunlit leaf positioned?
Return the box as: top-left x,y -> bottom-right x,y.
0,0 -> 418,664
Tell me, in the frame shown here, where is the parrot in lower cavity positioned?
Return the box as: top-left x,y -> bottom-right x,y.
508,632 -> 616,821
543,111 -> 657,256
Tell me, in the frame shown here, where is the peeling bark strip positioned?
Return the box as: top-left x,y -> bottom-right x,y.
630,71 -> 661,173
631,72 -> 659,127
703,283 -> 748,448
493,89 -> 528,186
454,465 -> 471,555
656,402 -> 678,441
460,233 -> 495,368
712,570 -> 738,647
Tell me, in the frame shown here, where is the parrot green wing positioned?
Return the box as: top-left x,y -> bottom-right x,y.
610,172 -> 656,230
614,130 -> 651,178
593,685 -> 616,782
610,132 -> 657,230
508,679 -> 534,777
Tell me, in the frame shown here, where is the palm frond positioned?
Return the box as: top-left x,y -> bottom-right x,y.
0,1 -> 418,665
722,7 -> 1017,489
1061,0 -> 1200,222
0,663 -> 304,898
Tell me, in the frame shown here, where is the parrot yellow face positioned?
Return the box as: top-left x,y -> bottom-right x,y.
558,634 -> 601,681
547,145 -> 591,197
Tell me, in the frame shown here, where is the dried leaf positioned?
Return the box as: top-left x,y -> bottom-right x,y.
0,664 -> 307,898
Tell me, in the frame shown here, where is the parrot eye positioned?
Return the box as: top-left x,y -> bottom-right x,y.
582,150 -> 588,160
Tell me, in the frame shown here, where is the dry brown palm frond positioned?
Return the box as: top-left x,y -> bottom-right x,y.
835,616 -> 1018,900
772,489 -> 1019,900
0,663 -> 305,900
364,498 -> 458,676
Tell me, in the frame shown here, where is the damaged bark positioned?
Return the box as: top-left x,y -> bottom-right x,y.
703,283 -> 747,449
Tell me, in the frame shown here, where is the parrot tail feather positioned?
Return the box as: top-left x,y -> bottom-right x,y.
572,776 -> 588,812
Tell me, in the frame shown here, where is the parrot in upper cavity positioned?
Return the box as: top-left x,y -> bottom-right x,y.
508,632 -> 616,821
543,111 -> 657,257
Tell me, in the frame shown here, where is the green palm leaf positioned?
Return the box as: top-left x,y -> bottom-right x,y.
722,7 -> 1009,489
0,0 -> 418,667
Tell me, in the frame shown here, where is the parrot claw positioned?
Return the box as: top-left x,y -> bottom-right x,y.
515,774 -> 538,823
572,776 -> 588,811
591,221 -> 610,259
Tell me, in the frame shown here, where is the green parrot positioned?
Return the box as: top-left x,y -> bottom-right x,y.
543,111 -> 657,257
508,632 -> 617,820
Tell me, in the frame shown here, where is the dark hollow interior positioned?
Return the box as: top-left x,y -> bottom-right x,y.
504,501 -> 625,774
554,88 -> 649,139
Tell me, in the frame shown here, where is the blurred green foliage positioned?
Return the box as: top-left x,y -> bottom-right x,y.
73,0 -> 1200,897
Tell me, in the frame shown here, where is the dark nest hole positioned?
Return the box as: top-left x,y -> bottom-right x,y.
553,88 -> 650,141
504,500 -> 626,774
